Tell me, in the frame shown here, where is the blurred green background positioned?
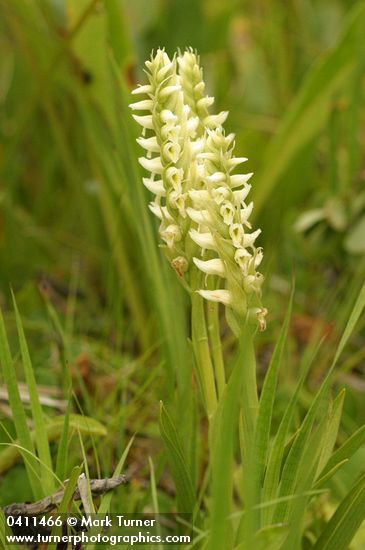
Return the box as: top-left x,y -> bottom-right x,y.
0,0 -> 365,520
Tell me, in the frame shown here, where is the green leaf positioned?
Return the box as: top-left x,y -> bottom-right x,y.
12,294 -> 54,495
209,332 -> 250,550
55,392 -> 72,482
313,473 -> 365,550
242,287 -> 293,540
48,465 -> 83,550
262,339 -> 322,524
316,389 -> 345,476
274,282 -> 365,523
313,460 -> 349,489
0,308 -> 40,499
0,507 -> 21,549
280,407 -> 335,549
319,424 -> 365,480
159,402 -> 195,514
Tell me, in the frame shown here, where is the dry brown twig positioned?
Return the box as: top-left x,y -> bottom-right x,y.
2,475 -> 128,517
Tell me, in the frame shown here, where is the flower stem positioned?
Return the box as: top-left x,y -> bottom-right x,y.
207,302 -> 226,399
191,290 -> 218,420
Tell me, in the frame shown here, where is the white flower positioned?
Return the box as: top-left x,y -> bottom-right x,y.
229,223 -> 244,248
187,117 -> 200,137
230,173 -> 253,188
129,99 -> 154,111
204,111 -> 228,128
207,172 -> 226,184
232,184 -> 251,204
163,142 -> 181,163
212,186 -> 230,205
244,273 -> 264,294
166,167 -> 184,190
240,202 -> 254,227
148,202 -> 173,222
186,207 -> 212,225
142,178 -> 165,196
197,289 -> 232,306
189,229 -> 216,251
136,136 -> 160,153
160,224 -> 182,249
138,156 -> 164,174
234,248 -> 252,272
132,114 -> 154,129
242,228 -> 261,248
130,48 -> 265,326
220,201 -> 235,225
188,189 -> 210,208
169,191 -> 187,217
197,96 -> 214,109
228,157 -> 249,169
253,248 -> 264,268
160,84 -> 181,98
160,109 -> 178,124
193,257 -> 226,277
190,138 -> 205,154
161,124 -> 181,142
131,84 -> 153,95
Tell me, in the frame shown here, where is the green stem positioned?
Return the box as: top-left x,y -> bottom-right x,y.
191,290 -> 218,420
207,302 -> 226,399
241,330 -> 259,450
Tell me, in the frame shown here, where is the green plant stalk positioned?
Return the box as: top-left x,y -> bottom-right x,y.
207,302 -> 226,399
240,329 -> 259,450
236,329 -> 259,546
191,271 -> 218,419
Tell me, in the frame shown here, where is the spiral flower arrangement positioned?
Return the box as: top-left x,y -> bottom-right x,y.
130,49 -> 266,332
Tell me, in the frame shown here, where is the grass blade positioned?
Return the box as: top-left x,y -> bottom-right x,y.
318,424 -> 365,480
313,472 -> 365,550
12,293 -> 54,495
316,389 -> 345,476
55,391 -> 72,482
0,308 -> 40,499
159,402 -> 195,514
209,334 -> 249,550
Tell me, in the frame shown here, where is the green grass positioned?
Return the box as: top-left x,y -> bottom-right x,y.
1,1 -> 365,548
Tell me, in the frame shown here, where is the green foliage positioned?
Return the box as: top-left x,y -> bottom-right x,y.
159,402 -> 195,514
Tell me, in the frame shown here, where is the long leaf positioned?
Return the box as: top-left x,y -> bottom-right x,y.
314,473 -> 365,550
273,282 -> 365,522
159,402 -> 195,514
262,338 -> 323,524
240,288 -> 293,542
319,424 -> 365,480
209,331 -> 250,550
12,294 -> 54,495
316,389 -> 345,476
0,308 -> 40,499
